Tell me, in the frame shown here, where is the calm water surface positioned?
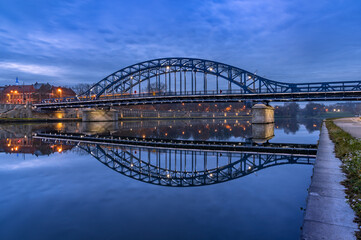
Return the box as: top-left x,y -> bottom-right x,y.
0,118 -> 321,240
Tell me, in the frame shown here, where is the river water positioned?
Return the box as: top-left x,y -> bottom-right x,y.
0,118 -> 321,240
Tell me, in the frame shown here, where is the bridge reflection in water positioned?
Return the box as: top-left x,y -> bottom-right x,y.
37,133 -> 316,187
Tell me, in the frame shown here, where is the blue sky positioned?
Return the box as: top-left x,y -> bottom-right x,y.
0,0 -> 361,86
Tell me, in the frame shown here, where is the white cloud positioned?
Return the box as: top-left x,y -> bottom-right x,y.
200,0 -> 294,34
28,32 -> 94,51
0,62 -> 63,76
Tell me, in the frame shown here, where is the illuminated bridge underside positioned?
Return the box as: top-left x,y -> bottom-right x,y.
36,134 -> 316,187
34,132 -> 317,155
35,58 -> 361,109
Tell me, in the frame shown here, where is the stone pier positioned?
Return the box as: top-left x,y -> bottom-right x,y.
251,123 -> 274,143
82,109 -> 119,122
251,104 -> 274,124
82,121 -> 119,134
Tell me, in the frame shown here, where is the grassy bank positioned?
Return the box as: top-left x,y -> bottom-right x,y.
325,120 -> 361,238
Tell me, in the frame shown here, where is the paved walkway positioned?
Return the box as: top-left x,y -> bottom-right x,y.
334,117 -> 361,139
301,123 -> 358,240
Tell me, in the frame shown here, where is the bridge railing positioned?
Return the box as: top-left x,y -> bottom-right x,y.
40,80 -> 361,104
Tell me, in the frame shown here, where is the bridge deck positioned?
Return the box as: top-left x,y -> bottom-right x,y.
35,91 -> 361,109
34,132 -> 317,156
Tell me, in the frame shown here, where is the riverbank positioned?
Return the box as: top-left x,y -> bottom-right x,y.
0,115 -> 251,123
0,118 -> 81,123
301,122 -> 358,239
327,118 -> 361,239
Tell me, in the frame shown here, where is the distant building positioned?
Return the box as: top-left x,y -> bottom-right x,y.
0,82 -> 76,104
0,137 -> 74,156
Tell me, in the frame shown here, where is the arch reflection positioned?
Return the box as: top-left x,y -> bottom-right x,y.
37,134 -> 316,187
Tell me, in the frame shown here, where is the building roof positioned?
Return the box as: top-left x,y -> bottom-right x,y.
3,85 -> 36,93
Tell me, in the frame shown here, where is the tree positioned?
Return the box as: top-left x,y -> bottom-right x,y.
143,82 -> 166,93
274,102 -> 300,117
72,83 -> 93,95
302,102 -> 326,117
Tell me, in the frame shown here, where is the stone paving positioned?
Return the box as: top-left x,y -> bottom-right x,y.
301,123 -> 358,240
334,117 -> 361,139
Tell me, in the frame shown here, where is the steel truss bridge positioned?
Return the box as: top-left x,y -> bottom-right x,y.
35,133 -> 316,187
35,58 -> 361,109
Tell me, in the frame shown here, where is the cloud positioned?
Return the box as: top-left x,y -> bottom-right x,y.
0,0 -> 360,85
0,62 -> 64,77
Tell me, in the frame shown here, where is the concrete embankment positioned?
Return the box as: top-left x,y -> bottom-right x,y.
334,117 -> 361,139
301,123 -> 358,239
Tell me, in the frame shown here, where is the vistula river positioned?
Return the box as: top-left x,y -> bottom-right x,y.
0,118 -> 321,240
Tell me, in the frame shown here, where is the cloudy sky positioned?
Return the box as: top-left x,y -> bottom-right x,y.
0,0 -> 361,86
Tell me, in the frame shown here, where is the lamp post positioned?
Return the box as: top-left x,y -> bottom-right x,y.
57,88 -> 62,98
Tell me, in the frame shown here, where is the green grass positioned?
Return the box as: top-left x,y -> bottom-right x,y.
320,112 -> 355,118
325,120 -> 361,238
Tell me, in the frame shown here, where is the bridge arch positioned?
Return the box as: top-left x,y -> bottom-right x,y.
79,143 -> 314,187
79,57 -> 291,99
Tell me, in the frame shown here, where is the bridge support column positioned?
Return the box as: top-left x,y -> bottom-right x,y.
251,104 -> 274,124
82,121 -> 119,134
251,123 -> 275,143
82,109 -> 119,122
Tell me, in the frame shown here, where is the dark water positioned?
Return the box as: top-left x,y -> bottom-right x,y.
0,118 -> 321,240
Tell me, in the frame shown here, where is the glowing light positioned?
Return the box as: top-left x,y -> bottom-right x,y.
14,90 -> 18,94
182,131 -> 185,134
57,147 -> 62,153
55,112 -> 63,119
142,134 -> 146,138
198,130 -> 201,133
167,174 -> 170,178
165,133 -> 168,136
57,88 -> 62,93
166,66 -> 170,70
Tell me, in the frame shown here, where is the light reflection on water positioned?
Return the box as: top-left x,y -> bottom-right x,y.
0,118 -> 320,240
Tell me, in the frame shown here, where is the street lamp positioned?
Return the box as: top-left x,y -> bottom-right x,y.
57,88 -> 62,98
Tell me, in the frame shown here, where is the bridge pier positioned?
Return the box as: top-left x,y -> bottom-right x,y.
82,121 -> 119,134
251,104 -> 274,124
251,123 -> 275,143
82,109 -> 119,122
